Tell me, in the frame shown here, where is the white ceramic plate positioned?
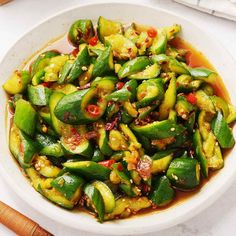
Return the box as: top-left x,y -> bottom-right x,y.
0,2 -> 236,235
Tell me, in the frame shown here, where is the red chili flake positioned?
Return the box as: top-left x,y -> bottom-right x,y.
74,134 -> 82,143
63,112 -> 71,122
126,86 -> 131,91
66,132 -> 82,146
98,160 -> 116,169
71,48 -> 79,57
105,123 -> 114,131
117,163 -> 124,171
84,131 -> 98,140
140,183 -> 151,194
88,36 -> 98,46
97,97 -> 104,104
189,149 -> 195,158
42,82 -> 52,88
105,116 -> 119,131
77,83 -> 91,90
107,101 -> 114,106
186,93 -> 197,105
116,82 -> 125,90
147,28 -> 158,38
71,127 -> 78,135
86,104 -> 100,117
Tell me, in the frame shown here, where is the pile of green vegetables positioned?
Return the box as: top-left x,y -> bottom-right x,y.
3,16 -> 236,222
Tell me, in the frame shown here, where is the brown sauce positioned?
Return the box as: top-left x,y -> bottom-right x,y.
135,170 -> 218,218
170,37 -> 230,102
7,33 -> 233,220
22,34 -> 74,71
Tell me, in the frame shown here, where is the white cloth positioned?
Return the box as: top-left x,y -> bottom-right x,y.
174,0 -> 236,21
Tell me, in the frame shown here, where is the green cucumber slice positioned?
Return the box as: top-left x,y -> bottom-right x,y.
14,99 -> 37,137
97,16 -> 123,43
92,180 -> 115,213
167,158 -> 200,190
51,173 -> 85,200
84,184 -> 105,222
149,175 -> 175,206
211,111 -> 235,148
63,161 -> 111,181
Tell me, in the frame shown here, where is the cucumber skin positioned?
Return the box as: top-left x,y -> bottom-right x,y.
63,161 -> 111,181
118,56 -> 151,78
193,129 -> 208,178
167,158 -> 200,190
51,173 -> 85,200
14,99 -> 37,137
211,111 -> 235,149
84,184 -> 105,222
130,120 -> 186,139
149,175 -> 175,206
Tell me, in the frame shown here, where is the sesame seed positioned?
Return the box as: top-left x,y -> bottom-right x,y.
42,125 -> 48,133
172,174 -> 178,180
82,66 -> 88,71
170,127 -> 175,131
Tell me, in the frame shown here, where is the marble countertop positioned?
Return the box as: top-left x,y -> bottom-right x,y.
0,0 -> 236,235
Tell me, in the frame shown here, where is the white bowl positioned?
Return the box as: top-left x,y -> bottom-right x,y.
0,2 -> 236,235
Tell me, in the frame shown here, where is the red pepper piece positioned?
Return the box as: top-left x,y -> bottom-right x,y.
88,36 -> 98,46
86,104 -> 100,117
147,28 -> 158,38
41,82 -> 52,88
116,82 -> 125,90
117,163 -> 124,171
186,93 -> 197,105
98,160 -> 116,169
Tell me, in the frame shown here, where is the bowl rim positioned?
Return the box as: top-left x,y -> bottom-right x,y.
0,1 -> 236,235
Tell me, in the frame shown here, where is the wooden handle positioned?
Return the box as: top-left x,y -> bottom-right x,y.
0,0 -> 12,5
0,201 -> 52,236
